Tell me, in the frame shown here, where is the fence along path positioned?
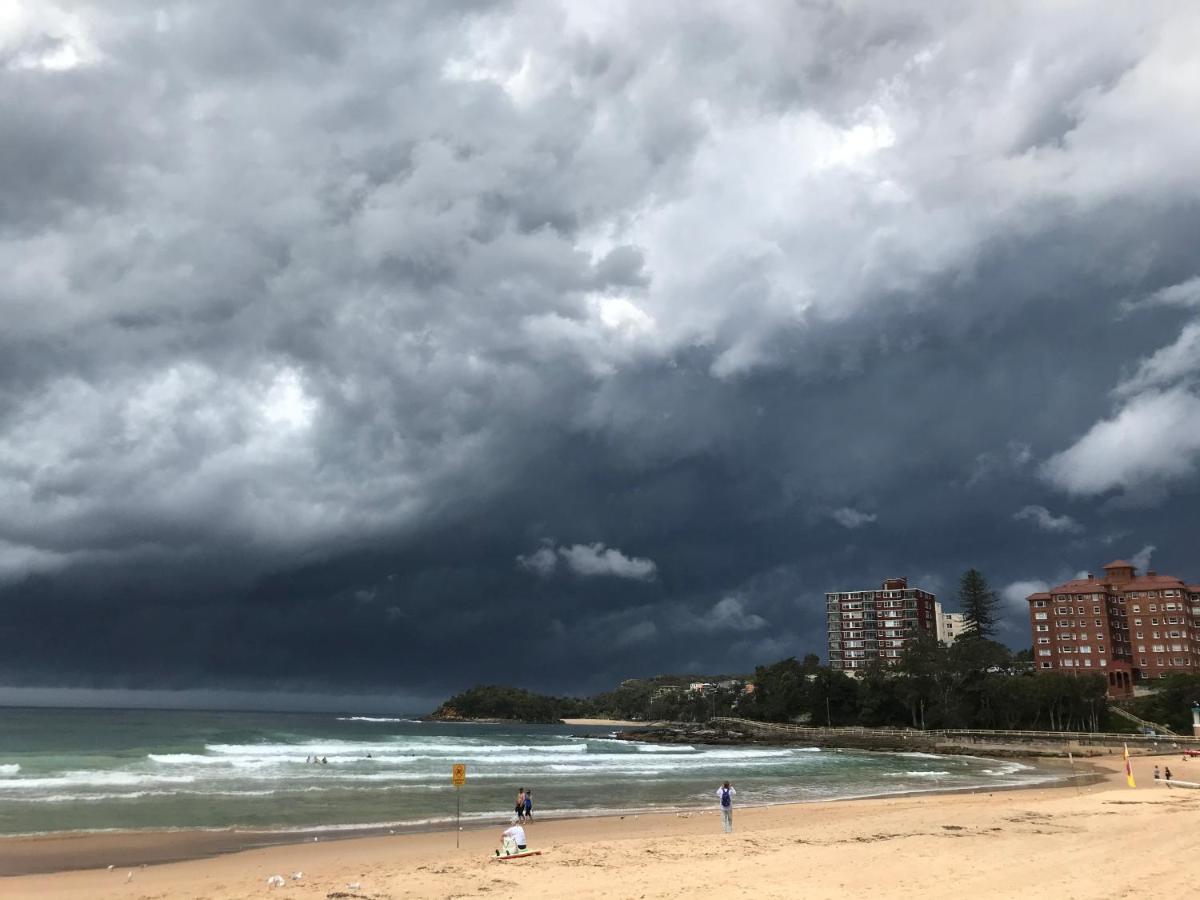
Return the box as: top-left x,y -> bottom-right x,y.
710,716 -> 1200,746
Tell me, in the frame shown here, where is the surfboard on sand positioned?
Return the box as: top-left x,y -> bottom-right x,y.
494,850 -> 542,861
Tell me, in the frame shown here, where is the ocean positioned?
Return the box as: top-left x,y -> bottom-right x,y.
0,708 -> 1057,837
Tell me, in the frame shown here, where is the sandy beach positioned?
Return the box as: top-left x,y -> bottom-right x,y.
2,755 -> 1198,899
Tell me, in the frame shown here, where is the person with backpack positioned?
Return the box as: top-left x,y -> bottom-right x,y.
716,781 -> 735,833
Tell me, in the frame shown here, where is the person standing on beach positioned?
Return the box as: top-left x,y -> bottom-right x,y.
1165,766 -> 1172,783
515,788 -> 526,823
524,789 -> 533,821
716,781 -> 735,833
1154,766 -> 1160,781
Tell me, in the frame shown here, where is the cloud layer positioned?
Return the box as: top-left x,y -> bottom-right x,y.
3,1 -> 1200,698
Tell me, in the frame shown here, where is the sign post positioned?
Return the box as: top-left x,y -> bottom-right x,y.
451,764 -> 467,848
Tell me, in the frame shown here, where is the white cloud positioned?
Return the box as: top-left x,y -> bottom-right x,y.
1139,275 -> 1200,309
1043,387 -> 1200,496
1000,579 -> 1049,614
516,542 -> 558,577
702,596 -> 768,633
1114,321 -> 1200,399
1131,544 -> 1156,573
1012,504 -> 1083,534
557,542 -> 658,580
517,541 -> 658,580
831,507 -> 877,529
615,620 -> 657,647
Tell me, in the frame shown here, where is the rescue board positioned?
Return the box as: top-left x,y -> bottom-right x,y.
494,850 -> 542,861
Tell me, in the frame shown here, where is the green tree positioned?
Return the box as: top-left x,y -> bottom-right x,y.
750,657 -> 809,722
958,569 -> 1000,639
1129,673 -> 1200,733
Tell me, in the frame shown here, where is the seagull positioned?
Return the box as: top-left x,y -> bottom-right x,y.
125,871 -> 133,883
106,864 -> 114,870
347,882 -> 362,890
291,871 -> 303,880
266,874 -> 285,887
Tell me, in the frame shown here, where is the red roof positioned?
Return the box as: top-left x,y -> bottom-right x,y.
1103,560 -> 1133,569
1041,573 -> 1190,595
1027,592 -> 1051,601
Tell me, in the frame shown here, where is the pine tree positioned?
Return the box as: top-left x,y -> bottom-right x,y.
958,568 -> 999,639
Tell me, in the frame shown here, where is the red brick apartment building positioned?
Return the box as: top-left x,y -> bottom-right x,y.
1027,560 -> 1200,697
826,577 -> 938,673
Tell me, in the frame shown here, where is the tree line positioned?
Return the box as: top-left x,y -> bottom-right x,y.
430,571 -> 1195,733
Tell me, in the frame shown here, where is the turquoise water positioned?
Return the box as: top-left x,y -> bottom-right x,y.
0,708 -> 1055,836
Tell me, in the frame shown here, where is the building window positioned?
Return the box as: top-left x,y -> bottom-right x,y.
1034,600 -> 1047,607
1037,637 -> 1050,645
1036,625 -> 1049,632
1041,662 -> 1052,669
1038,649 -> 1052,657
1100,659 -> 1108,667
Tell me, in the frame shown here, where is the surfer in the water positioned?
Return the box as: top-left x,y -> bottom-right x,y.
496,816 -> 528,856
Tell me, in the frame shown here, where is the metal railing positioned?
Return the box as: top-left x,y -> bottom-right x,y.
1107,705 -> 1178,736
710,717 -> 1200,745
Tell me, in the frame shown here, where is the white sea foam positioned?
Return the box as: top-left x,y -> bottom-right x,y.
336,717 -> 418,723
203,740 -> 587,757
0,765 -> 19,775
884,770 -> 953,778
0,772 -> 197,791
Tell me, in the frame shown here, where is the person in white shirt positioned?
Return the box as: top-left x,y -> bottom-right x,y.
496,816 -> 528,856
716,781 -> 736,833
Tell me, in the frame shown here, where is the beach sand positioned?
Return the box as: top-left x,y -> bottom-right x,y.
2,756 -> 1198,899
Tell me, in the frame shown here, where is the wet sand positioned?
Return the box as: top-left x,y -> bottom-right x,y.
6,756 -> 1197,899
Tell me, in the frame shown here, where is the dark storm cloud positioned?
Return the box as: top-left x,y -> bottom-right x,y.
3,1 -> 1200,705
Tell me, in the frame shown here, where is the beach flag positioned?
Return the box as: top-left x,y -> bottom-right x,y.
1123,743 -> 1136,788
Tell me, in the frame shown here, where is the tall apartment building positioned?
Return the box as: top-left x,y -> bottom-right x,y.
826,577 -> 938,673
1026,560 -> 1200,698
933,602 -> 967,645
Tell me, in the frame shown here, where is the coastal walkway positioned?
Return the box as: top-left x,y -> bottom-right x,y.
1106,704 -> 1177,736
708,717 -> 1200,757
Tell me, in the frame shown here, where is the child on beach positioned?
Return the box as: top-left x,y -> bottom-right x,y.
524,790 -> 532,821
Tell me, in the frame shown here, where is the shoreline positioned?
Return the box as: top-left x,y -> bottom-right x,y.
5,756 -> 1186,900
0,754 -> 1089,878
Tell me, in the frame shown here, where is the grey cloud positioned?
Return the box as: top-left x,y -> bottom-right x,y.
1012,505 -> 1083,534
2,2 -> 1200,695
831,507 -> 877,529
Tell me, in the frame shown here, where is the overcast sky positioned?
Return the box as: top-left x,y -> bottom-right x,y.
3,1 -> 1200,710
